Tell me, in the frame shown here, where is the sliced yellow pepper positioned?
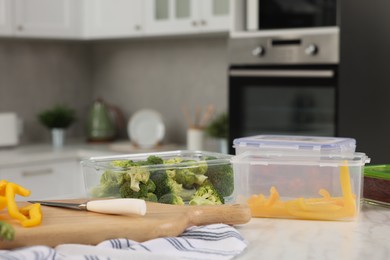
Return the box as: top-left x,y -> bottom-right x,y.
19,203 -> 42,227
0,179 -> 7,196
247,161 -> 357,220
5,182 -> 31,222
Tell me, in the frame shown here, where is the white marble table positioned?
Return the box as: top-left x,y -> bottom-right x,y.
236,204 -> 390,259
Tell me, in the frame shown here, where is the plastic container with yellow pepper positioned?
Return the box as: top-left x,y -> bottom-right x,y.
231,150 -> 370,221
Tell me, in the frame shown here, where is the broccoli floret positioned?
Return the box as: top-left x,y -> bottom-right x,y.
205,163 -> 234,197
150,170 -> 183,199
189,181 -> 224,206
119,179 -> 155,199
185,160 -> 208,175
145,193 -> 158,202
175,168 -> 208,189
0,221 -> 15,241
92,170 -> 126,197
159,193 -> 184,205
147,155 -> 164,165
179,187 -> 197,201
111,160 -> 136,168
123,166 -> 150,192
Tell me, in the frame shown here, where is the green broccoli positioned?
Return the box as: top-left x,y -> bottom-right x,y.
0,221 -> 15,241
189,180 -> 224,206
163,158 -> 181,178
175,168 -> 208,189
111,160 -> 136,168
122,166 -> 150,192
146,155 -> 164,165
150,170 -> 183,199
158,193 -> 184,205
145,193 -> 158,202
92,170 -> 126,197
205,163 -> 234,197
119,179 -> 155,199
185,160 -> 208,175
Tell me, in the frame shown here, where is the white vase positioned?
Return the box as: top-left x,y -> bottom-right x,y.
51,128 -> 65,148
187,128 -> 204,151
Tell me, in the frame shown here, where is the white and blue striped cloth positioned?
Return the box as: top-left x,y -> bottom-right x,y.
0,224 -> 247,260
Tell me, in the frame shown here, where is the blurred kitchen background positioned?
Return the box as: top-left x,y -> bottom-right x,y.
0,0 -> 390,163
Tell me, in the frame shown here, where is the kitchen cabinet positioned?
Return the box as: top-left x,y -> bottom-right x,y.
0,0 -> 12,35
0,159 -> 85,200
13,0 -> 82,39
0,0 -> 229,39
145,0 -> 230,35
84,0 -> 144,39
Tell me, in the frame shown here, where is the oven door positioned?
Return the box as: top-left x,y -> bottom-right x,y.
228,65 -> 338,154
246,0 -> 338,31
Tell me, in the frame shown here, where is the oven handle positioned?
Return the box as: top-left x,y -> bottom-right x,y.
229,69 -> 334,78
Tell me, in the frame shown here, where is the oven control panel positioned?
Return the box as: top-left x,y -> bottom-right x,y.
228,29 -> 339,65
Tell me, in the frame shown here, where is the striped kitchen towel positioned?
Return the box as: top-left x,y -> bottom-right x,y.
0,224 -> 247,260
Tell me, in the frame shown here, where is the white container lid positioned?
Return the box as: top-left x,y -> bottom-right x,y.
232,150 -> 370,167
233,135 -> 356,153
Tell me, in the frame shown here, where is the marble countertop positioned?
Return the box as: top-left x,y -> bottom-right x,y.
236,203 -> 390,259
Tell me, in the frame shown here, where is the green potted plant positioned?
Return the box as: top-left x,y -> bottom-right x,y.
38,105 -> 76,148
205,112 -> 229,154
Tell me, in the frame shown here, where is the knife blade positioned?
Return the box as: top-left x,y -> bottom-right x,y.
28,198 -> 147,216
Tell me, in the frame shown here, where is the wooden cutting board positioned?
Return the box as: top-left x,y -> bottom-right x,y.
0,199 -> 251,249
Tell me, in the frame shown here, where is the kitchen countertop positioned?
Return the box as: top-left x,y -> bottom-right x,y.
235,203 -> 390,259
0,140 -> 184,168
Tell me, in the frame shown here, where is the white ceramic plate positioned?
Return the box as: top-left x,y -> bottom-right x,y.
128,109 -> 165,148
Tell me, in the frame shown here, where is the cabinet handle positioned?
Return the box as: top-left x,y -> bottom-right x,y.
22,168 -> 54,177
200,20 -> 207,26
17,25 -> 23,31
192,21 -> 198,26
134,24 -> 141,31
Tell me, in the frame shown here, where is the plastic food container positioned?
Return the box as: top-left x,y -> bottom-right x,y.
233,135 -> 356,155
81,150 -> 234,205
364,165 -> 390,207
231,151 -> 370,221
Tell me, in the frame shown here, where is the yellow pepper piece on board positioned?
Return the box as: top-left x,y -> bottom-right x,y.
0,196 -> 6,211
5,182 -> 31,222
0,180 -> 7,196
19,203 -> 42,227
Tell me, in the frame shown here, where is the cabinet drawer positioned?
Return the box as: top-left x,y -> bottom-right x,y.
0,160 -> 85,200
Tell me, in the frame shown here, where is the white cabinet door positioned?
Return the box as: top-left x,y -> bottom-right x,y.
0,0 -> 12,35
84,0 -> 144,39
0,160 -> 85,201
145,0 -> 229,35
145,0 -> 199,35
199,0 -> 230,32
13,0 -> 81,38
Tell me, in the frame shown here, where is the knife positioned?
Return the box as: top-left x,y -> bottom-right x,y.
28,198 -> 147,216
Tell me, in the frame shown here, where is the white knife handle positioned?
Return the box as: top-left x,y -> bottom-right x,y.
86,199 -> 147,216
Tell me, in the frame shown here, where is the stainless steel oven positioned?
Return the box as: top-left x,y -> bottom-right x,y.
228,29 -> 339,154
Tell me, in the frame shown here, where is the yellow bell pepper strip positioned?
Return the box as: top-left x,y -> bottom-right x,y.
0,180 -> 8,210
0,180 -> 7,196
285,162 -> 356,220
247,186 -> 291,218
247,161 -> 357,220
19,203 -> 42,227
5,182 -> 31,222
0,196 -> 6,211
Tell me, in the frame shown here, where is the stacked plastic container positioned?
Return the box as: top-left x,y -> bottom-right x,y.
231,135 -> 370,221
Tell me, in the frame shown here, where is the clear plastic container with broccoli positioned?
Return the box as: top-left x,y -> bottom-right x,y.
81,151 -> 234,205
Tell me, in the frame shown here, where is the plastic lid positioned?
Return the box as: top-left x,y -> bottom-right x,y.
233,135 -> 356,153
